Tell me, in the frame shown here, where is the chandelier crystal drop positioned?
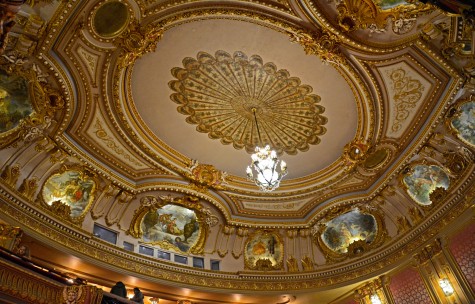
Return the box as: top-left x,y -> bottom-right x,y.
245,108 -> 288,192
246,145 -> 288,192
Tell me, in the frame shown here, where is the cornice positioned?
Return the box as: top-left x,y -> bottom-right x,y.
0,169 -> 473,291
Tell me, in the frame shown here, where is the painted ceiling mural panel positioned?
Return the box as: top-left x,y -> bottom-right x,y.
141,204 -> 200,253
42,169 -> 96,219
0,69 -> 33,133
449,100 -> 475,147
321,210 -> 377,254
402,164 -> 450,206
0,0 -> 473,302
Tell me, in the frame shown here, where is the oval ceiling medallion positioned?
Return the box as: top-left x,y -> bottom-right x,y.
169,50 -> 328,155
92,1 -> 129,38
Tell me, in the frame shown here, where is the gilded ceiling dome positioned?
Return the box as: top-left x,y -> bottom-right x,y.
0,0 -> 474,303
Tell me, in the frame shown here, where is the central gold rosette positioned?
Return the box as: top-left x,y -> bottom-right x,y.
169,50 -> 327,155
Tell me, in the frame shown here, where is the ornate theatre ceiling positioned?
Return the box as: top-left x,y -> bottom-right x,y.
0,0 -> 474,303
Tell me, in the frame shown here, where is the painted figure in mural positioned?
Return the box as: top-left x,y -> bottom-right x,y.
44,171 -> 95,218
404,165 -> 449,204
322,211 -> 378,254
0,70 -> 32,133
174,237 -> 189,252
141,205 -> 201,254
451,102 -> 475,146
166,218 -> 182,235
183,217 -> 198,242
268,236 -> 275,254
252,240 -> 266,255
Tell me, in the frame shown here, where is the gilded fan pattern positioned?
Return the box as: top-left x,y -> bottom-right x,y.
169,50 -> 327,155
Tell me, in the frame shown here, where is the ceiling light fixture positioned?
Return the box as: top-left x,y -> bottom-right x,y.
370,294 -> 382,304
426,245 -> 455,297
246,108 -> 287,192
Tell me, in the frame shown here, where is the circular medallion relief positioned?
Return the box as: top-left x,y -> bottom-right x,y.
92,1 -> 129,38
169,50 -> 328,155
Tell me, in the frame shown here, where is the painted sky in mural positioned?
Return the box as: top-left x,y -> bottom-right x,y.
451,101 -> 475,147
403,164 -> 450,205
374,0 -> 410,10
42,170 -> 95,218
141,204 -> 200,253
0,70 -> 33,133
322,210 -> 377,254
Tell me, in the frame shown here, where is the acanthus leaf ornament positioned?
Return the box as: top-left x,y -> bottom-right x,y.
115,19 -> 164,69
185,159 -> 228,192
288,29 -> 343,65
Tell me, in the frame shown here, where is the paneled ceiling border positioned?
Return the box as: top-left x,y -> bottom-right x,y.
0,173 -> 473,292
141,0 -> 297,18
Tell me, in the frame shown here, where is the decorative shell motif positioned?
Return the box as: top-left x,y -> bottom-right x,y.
169,50 -> 327,155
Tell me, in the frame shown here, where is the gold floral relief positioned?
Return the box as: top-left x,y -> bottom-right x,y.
387,68 -> 424,133
128,195 -> 215,255
40,165 -> 98,225
342,139 -> 371,171
244,230 -> 284,270
185,159 -> 228,191
169,50 -> 327,155
114,19 -> 163,68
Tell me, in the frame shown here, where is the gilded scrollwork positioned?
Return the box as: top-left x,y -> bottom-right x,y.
114,19 -> 164,69
128,195 -> 212,255
288,29 -> 344,65
0,164 -> 20,188
386,68 -> 424,133
335,0 -> 432,33
185,160 -> 228,192
342,139 -> 371,171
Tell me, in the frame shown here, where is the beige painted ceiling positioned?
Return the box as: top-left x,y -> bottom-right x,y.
131,19 -> 357,178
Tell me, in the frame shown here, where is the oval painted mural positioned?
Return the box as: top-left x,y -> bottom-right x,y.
321,210 -> 377,254
450,101 -> 475,147
141,204 -> 200,253
0,70 -> 33,133
403,164 -> 450,206
42,170 -> 96,218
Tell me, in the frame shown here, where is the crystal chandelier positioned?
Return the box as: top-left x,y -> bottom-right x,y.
246,109 -> 287,192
